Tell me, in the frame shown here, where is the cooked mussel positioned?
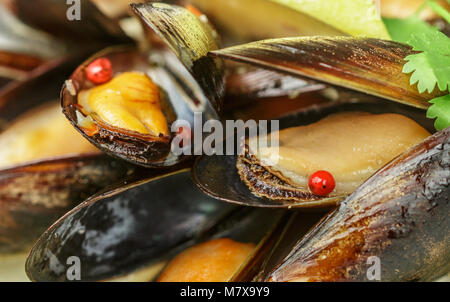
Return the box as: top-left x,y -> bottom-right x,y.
265,127 -> 449,281
25,171 -> 286,281
0,57 -> 144,254
62,3 -> 225,167
193,101 -> 435,208
157,238 -> 257,282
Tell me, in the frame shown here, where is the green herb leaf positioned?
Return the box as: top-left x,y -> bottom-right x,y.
427,94 -> 450,130
383,2 -> 450,131
402,30 -> 450,93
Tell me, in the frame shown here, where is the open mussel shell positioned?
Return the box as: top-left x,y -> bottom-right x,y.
192,101 -> 435,209
3,0 -> 132,46
267,127 -> 450,281
0,53 -> 144,253
0,154 -> 138,253
131,2 -> 225,115
188,0 -> 344,44
63,2 -> 227,167
62,46 -> 207,167
25,170 -> 286,281
210,37 -> 447,109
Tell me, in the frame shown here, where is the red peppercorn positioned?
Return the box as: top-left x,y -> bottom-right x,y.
85,58 -> 113,84
308,170 -> 335,196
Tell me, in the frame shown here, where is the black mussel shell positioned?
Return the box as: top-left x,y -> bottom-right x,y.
25,171 -> 239,281
210,37 -> 446,109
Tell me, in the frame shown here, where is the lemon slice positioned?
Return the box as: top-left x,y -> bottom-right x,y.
270,0 -> 391,39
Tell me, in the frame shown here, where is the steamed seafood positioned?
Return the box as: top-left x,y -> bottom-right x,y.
266,128 -> 449,281
1,0 -> 448,283
238,112 -> 430,202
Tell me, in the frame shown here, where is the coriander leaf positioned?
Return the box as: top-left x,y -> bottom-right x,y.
402,30 -> 450,93
426,94 -> 450,130
408,29 -> 450,55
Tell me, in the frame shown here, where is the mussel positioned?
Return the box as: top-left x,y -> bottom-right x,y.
0,0 -> 448,283
265,128 -> 449,281
193,100 -> 435,208
0,55 -> 153,254
25,171 -> 287,282
61,3 -> 225,168
0,53 -> 144,281
210,37 -> 446,109
190,34 -> 449,209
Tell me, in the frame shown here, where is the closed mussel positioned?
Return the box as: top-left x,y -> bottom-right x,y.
26,171 -> 286,282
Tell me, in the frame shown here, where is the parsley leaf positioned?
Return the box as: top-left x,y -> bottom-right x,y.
402,30 -> 450,93
427,95 -> 450,130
